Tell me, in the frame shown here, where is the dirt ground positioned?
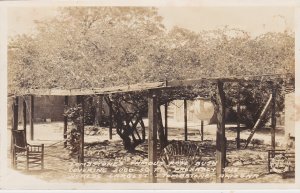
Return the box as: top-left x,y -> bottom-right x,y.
7,120 -> 295,183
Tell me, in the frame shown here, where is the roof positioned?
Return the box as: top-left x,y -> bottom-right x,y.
12,73 -> 294,96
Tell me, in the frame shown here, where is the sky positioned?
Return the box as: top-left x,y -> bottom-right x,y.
158,7 -> 294,36
7,6 -> 294,38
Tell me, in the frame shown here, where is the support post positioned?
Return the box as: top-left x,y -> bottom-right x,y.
22,97 -> 27,138
95,95 -> 103,126
63,96 -> 69,148
148,90 -> 158,183
29,95 -> 34,141
108,98 -> 113,140
271,85 -> 276,150
11,96 -> 19,164
164,102 -> 168,141
184,99 -> 188,141
13,96 -> 19,131
215,81 -> 226,183
164,79 -> 168,141
201,120 -> 204,141
76,96 -> 85,167
236,84 -> 241,149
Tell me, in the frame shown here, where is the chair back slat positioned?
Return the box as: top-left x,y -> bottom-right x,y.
12,130 -> 44,170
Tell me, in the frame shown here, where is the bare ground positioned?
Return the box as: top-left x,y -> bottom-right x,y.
7,120 -> 295,183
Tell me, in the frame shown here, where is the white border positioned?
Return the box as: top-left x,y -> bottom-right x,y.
0,0 -> 299,190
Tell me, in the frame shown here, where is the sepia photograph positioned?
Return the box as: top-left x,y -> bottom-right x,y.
0,1 -> 298,190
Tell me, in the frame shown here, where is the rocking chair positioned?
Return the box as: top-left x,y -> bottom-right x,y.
160,141 -> 202,182
12,130 -> 44,170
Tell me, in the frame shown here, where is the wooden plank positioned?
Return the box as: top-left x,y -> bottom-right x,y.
244,94 -> 273,148
22,97 -> 27,138
30,95 -> 34,141
236,84 -> 241,149
215,80 -> 226,183
148,90 -> 158,183
64,96 -> 69,148
271,86 -> 276,150
184,99 -> 188,141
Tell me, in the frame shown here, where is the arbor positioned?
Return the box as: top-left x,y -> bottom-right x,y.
8,7 -> 295,151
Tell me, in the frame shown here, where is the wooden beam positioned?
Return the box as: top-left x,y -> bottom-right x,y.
148,90 -> 158,183
20,82 -> 165,96
167,73 -> 291,88
15,73 -> 291,97
184,99 -> 188,141
201,120 -> 204,141
22,97 -> 27,138
236,85 -> 241,149
244,94 -> 273,148
215,81 -> 226,183
271,86 -> 276,150
64,96 -> 69,148
30,95 -> 34,140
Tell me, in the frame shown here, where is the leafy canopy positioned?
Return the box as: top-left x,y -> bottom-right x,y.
8,7 -> 294,94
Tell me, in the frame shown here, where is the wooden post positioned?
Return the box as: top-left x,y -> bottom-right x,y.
108,98 -> 113,140
29,95 -> 34,141
164,102 -> 168,141
95,95 -> 103,126
22,97 -> 27,138
236,84 -> 241,149
215,81 -> 226,183
184,99 -> 188,141
148,90 -> 158,183
271,85 -> 276,150
164,79 -> 168,141
81,96 -> 85,167
201,120 -> 204,141
76,96 -> 85,167
13,96 -> 19,131
11,96 -> 19,164
99,95 -> 103,126
63,96 -> 69,148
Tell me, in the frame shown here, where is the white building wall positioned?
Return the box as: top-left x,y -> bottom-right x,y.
285,92 -> 295,147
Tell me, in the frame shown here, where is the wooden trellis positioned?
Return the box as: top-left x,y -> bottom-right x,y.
10,73 -> 292,183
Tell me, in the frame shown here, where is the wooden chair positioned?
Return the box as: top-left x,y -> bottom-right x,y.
12,130 -> 44,170
267,149 -> 295,177
160,140 -> 202,182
